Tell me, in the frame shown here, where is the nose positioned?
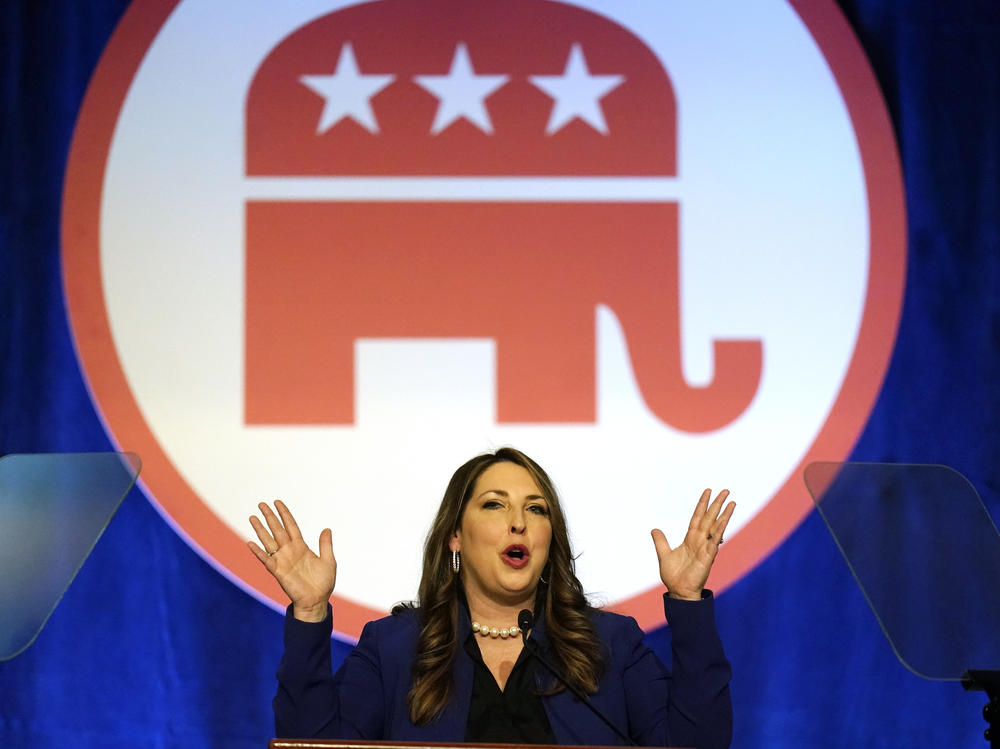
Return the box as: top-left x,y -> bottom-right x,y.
510,506 -> 526,534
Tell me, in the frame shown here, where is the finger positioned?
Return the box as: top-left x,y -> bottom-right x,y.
694,489 -> 727,535
712,500 -> 737,539
249,514 -> 277,553
704,489 -> 730,524
650,528 -> 672,559
687,489 -> 712,531
259,502 -> 291,546
274,500 -> 303,542
247,540 -> 272,565
318,528 -> 335,563
694,489 -> 731,539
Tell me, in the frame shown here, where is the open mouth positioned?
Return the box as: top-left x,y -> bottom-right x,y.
502,545 -> 529,567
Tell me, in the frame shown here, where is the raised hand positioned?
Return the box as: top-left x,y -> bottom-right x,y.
248,500 -> 336,622
651,489 -> 735,601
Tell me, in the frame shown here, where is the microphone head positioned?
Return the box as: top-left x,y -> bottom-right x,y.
517,609 -> 533,632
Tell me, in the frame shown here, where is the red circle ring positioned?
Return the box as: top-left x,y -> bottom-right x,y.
61,0 -> 906,638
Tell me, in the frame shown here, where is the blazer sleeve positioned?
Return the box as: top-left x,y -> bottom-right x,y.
273,605 -> 388,739
623,591 -> 732,749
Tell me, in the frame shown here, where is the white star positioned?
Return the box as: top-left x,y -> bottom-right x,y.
300,43 -> 395,134
414,43 -> 510,134
529,44 -> 624,135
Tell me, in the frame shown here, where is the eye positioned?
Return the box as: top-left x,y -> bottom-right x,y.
482,499 -> 503,509
528,504 -> 550,516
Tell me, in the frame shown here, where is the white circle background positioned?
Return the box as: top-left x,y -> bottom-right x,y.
100,0 -> 866,611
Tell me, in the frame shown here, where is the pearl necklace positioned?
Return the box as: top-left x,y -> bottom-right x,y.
471,621 -> 521,639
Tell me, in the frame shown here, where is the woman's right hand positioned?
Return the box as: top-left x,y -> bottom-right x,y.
248,500 -> 336,622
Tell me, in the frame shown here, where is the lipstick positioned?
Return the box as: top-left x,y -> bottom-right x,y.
502,544 -> 530,569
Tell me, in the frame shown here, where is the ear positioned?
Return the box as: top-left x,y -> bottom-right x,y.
449,531 -> 461,553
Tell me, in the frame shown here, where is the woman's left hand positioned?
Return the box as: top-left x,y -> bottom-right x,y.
651,489 -> 735,601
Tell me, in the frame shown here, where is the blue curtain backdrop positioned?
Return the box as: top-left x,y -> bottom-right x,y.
1,1 -> 998,747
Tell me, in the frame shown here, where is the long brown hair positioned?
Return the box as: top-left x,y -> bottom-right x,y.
398,447 -> 603,725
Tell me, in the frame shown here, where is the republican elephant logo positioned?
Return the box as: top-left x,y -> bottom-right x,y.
244,0 -> 761,433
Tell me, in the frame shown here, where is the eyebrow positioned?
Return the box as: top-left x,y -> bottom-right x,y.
478,489 -> 547,501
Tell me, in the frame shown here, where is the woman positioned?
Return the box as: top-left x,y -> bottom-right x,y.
249,447 -> 735,748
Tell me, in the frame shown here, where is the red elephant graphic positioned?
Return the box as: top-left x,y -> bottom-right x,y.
243,0 -> 761,433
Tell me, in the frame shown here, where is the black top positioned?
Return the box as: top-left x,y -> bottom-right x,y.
463,631 -> 557,744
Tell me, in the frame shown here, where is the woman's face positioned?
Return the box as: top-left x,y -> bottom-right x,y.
450,461 -> 553,608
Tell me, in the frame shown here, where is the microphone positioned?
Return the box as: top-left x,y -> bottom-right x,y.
517,609 -> 634,746
518,609 -> 533,644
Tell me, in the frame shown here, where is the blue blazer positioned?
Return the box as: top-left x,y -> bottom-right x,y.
274,593 -> 732,749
